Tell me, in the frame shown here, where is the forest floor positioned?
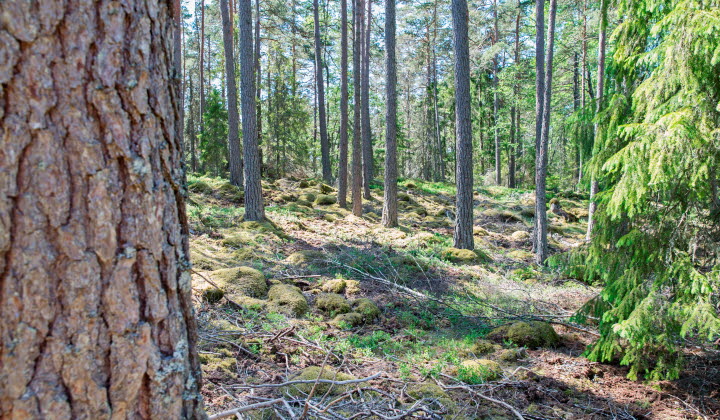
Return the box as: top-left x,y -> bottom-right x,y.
187,175 -> 720,419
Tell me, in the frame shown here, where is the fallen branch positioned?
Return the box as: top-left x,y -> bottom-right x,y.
438,374 -> 524,420
235,372 -> 383,389
208,398 -> 286,419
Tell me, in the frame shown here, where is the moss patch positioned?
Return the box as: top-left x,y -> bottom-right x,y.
510,231 -> 531,241
352,298 -> 381,320
211,266 -> 268,298
268,284 -> 308,317
315,293 -> 351,315
442,248 -> 490,264
286,250 -> 325,267
455,359 -> 502,384
321,279 -> 347,293
202,288 -> 225,304
332,312 -> 364,327
314,194 -> 337,206
488,321 -> 560,349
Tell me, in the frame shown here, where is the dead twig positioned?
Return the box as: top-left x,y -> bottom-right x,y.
208,398 -> 287,419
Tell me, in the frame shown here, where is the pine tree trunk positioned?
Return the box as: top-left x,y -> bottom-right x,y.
200,0 -> 206,133
382,0 -> 398,228
493,0 -> 502,186
535,0 -> 557,265
255,0 -> 263,177
314,0 -> 332,183
352,0 -> 364,216
239,0 -> 264,221
533,0 -> 545,251
221,0 -> 243,187
338,0 -> 350,208
361,0 -> 373,199
452,0 -> 474,250
509,3 -> 520,189
0,0 -> 206,417
586,0 -> 608,241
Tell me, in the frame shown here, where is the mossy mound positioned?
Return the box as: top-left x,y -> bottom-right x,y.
211,266 -> 268,298
411,207 -> 428,217
507,249 -> 534,260
188,180 -> 214,195
398,192 -> 411,202
482,209 -> 525,224
295,199 -> 314,208
298,180 -> 310,188
332,312 -> 364,327
199,351 -> 238,378
286,250 -> 325,267
406,382 -> 457,414
412,232 -> 446,247
268,284 -> 308,317
404,181 -> 417,189
299,193 -> 316,202
319,183 -> 335,194
471,340 -> 500,355
221,231 -> 256,248
315,293 -> 351,315
321,279 -> 347,293
344,279 -> 361,294
488,321 -> 560,349
352,298 -> 381,320
218,182 -> 244,203
455,359 -> 502,384
497,348 -> 527,362
442,248 -> 490,264
202,288 -> 225,304
473,226 -> 490,236
314,194 -> 337,206
282,367 -> 356,397
279,193 -> 297,202
233,295 -> 268,310
510,230 -> 531,241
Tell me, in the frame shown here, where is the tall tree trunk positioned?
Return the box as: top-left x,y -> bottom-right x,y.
240,0 -> 265,220
352,0 -> 364,216
187,76 -> 199,173
533,0 -> 545,251
0,0 -> 206,417
338,0 -> 350,208
509,3 -> 521,188
382,0 -> 398,227
255,0 -> 263,176
361,0 -> 373,199
535,0 -> 557,265
586,0 -> 607,241
314,0 -> 332,183
200,0 -> 206,131
493,0 -> 502,185
431,0 -> 444,182
221,0 -> 243,186
452,0 -> 474,250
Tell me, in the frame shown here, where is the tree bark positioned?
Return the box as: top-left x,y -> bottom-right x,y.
533,0 -> 545,252
0,0 -> 206,417
586,0 -> 608,241
452,0 -> 475,250
535,0 -> 557,265
509,3 -> 520,189
221,0 -> 243,187
255,0 -> 263,176
314,0 -> 332,183
352,0 -> 364,216
361,0 -> 373,199
200,0 -> 206,133
239,0 -> 265,221
338,0 -> 350,208
382,0 -> 398,228
493,0 -> 502,186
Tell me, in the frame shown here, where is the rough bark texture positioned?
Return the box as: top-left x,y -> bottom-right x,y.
239,0 -> 264,221
338,0 -> 350,208
0,0 -> 206,418
255,0 -> 262,176
508,4 -> 520,189
351,0 -> 364,216
314,0 -> 331,184
586,0 -> 607,242
451,0 -> 474,250
361,0 -> 373,199
493,0 -> 502,186
221,0 -> 243,187
533,0 -> 545,252
382,0 -> 398,228
535,0 -> 557,265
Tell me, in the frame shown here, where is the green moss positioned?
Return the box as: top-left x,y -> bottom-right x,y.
319,183 -> 335,194
298,180 -> 310,188
286,250 -> 325,267
352,298 -> 381,320
199,353 -> 238,377
299,193 -> 316,202
497,348 -> 526,362
202,288 -> 225,304
510,230 -> 531,241
473,226 -> 490,236
279,194 -> 297,202
332,312 -> 364,327
233,296 -> 268,310
314,194 -> 337,206
412,207 -> 428,217
188,180 -> 214,195
404,181 -> 417,189
315,293 -> 351,315
471,340 -> 499,355
218,182 -> 244,203
211,266 -> 268,298
221,231 -> 256,248
398,192 -> 411,202
489,321 -> 560,349
268,284 -> 308,317
321,279 -> 346,293
507,250 -> 534,260
405,382 -> 457,414
456,359 -> 502,384
442,247 -> 490,264
295,199 -> 314,208
282,367 -> 355,397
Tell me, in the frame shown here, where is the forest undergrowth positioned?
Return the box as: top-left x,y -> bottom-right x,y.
188,175 -> 719,419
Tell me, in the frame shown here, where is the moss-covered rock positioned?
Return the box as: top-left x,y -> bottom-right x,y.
404,181 -> 417,189
295,199 -> 314,208
188,179 -> 214,195
298,180 -> 310,188
211,266 -> 268,298
218,182 -> 244,203
202,288 -> 225,304
442,247 -> 490,264
315,293 -> 351,315
412,207 -> 428,217
507,249 -> 534,260
473,226 -> 490,236
319,183 -> 335,194
221,231 -> 256,248
344,279 -> 361,294
406,382 -> 457,414
398,192 -> 411,202
352,298 -> 381,320
454,359 -> 502,384
332,312 -> 364,327
321,279 -> 347,293
282,367 -> 356,396
268,284 -> 308,317
286,250 -> 325,267
299,193 -> 316,202
199,351 -> 238,378
314,194 -> 337,206
510,230 -> 531,241
496,348 -> 527,362
279,193 -> 297,202
488,321 -> 560,349
471,340 -> 500,355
